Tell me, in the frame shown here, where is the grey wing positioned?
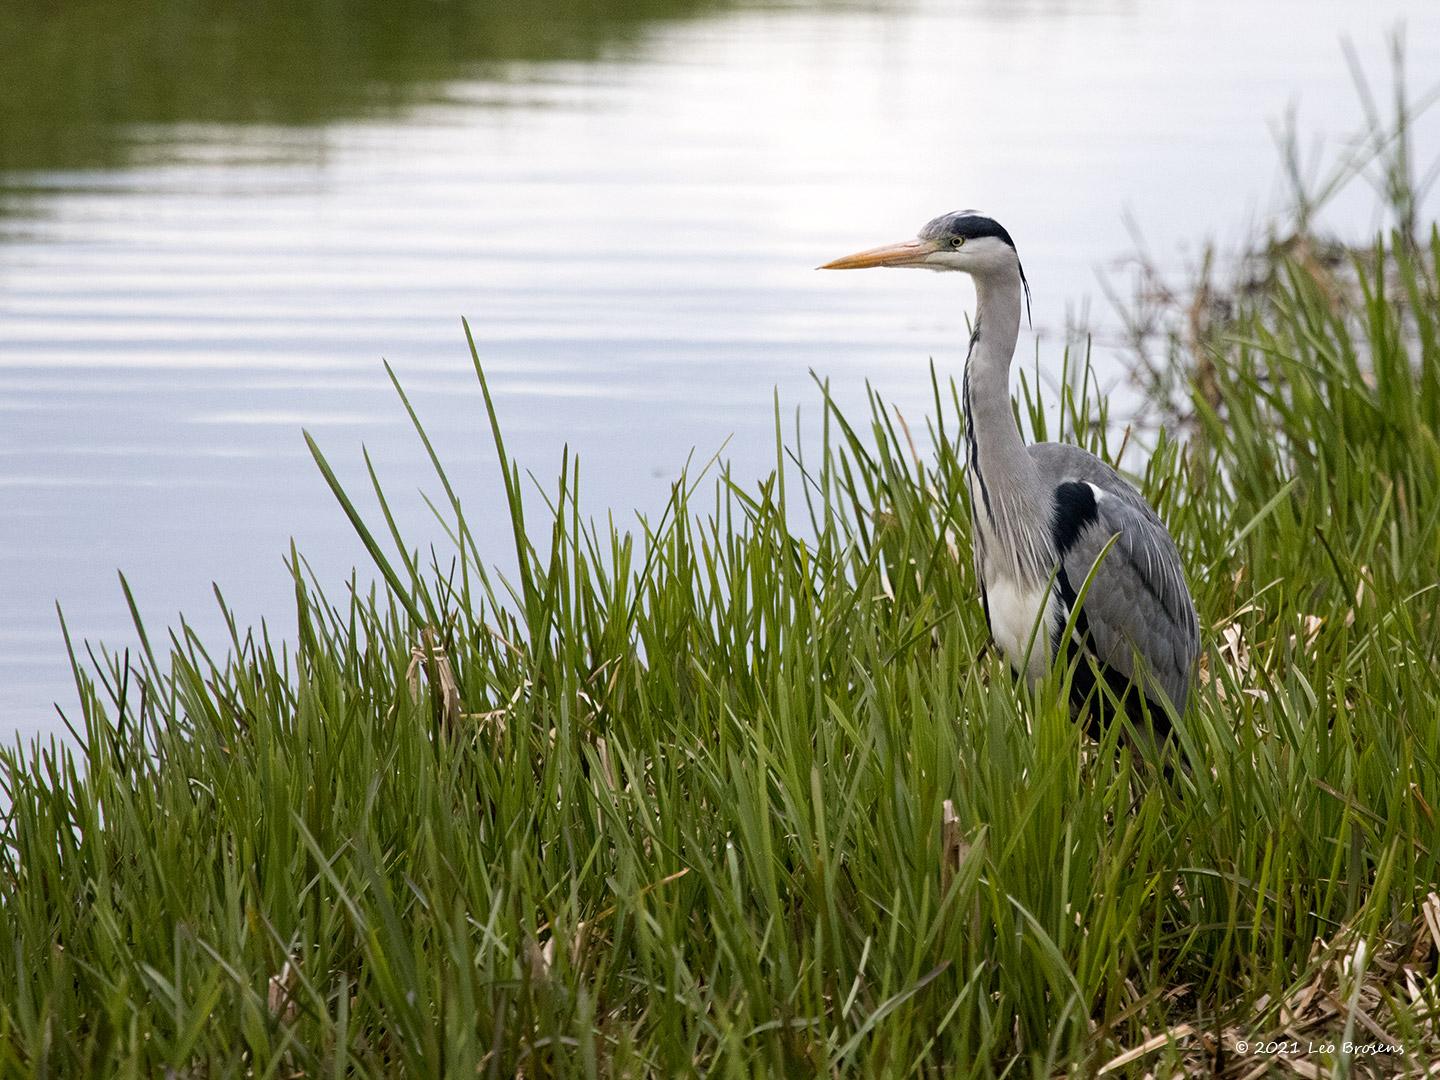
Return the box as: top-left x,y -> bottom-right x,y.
1029,443 -> 1200,713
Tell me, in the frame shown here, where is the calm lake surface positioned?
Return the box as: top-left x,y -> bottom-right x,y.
3,0 -> 1437,740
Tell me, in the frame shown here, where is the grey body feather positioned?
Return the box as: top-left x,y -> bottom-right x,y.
1028,443 -> 1200,713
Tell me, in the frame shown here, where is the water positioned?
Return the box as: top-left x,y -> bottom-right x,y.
3,0 -> 1437,741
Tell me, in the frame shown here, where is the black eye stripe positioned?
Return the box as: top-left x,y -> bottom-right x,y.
919,210 -> 1031,325
921,211 -> 1018,252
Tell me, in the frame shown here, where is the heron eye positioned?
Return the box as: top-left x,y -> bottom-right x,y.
951,236 -> 965,248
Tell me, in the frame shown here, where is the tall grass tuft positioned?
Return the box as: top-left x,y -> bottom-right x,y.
2,227 -> 1439,1076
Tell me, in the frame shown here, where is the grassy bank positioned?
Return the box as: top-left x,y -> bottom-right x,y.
3,210 -> 1439,1073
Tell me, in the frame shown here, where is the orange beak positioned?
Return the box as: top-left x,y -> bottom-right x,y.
818,238 -> 936,270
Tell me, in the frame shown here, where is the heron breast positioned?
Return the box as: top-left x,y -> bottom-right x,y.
984,574 -> 1056,681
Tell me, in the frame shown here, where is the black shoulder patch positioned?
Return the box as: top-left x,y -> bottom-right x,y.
1051,481 -> 1098,557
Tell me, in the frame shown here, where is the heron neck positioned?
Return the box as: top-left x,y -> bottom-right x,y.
963,266 -> 1034,480
962,265 -> 1049,578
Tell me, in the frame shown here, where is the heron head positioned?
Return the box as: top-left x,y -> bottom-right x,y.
820,210 -> 1031,321
820,210 -> 1025,279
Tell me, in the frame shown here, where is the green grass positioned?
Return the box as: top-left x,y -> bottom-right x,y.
2,220 -> 1438,1076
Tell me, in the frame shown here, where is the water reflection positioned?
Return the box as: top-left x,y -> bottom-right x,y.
2,0 -> 1437,739
0,0 -> 734,173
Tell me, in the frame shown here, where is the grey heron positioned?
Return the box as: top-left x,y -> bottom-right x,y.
821,211 -> 1200,739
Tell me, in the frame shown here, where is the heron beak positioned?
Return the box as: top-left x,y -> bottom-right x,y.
818,238 -> 936,270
